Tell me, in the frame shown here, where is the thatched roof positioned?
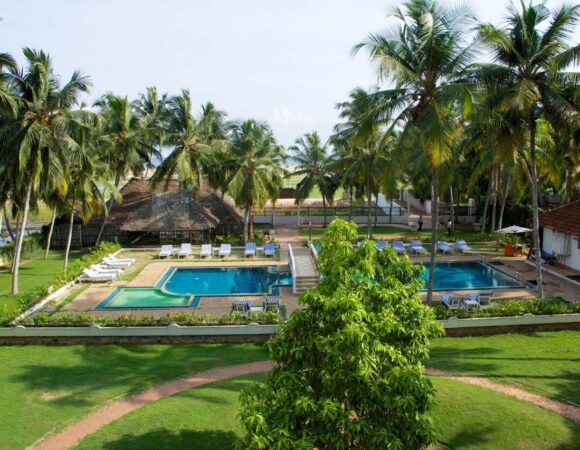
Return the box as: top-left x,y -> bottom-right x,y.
102,178 -> 242,232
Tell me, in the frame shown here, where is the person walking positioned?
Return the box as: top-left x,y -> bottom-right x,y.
418,215 -> 424,232
447,219 -> 453,237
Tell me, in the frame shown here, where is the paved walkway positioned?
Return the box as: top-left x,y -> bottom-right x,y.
29,360 -> 580,450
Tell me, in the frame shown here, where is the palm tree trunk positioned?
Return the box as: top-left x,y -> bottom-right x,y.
366,173 -> 372,238
529,118 -> 544,298
348,188 -> 353,222
11,214 -> 21,274
490,167 -> 498,233
11,178 -> 33,294
322,197 -> 327,227
2,207 -> 15,241
44,207 -> 57,259
389,198 -> 393,224
449,184 -> 455,226
63,202 -> 76,274
498,175 -> 510,231
243,207 -> 250,240
481,175 -> 493,234
374,193 -> 379,227
95,168 -> 122,246
426,165 -> 439,304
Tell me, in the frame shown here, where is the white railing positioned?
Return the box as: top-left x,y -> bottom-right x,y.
308,242 -> 318,259
288,244 -> 297,295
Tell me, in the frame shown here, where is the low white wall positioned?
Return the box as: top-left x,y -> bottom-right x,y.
542,227 -> 580,271
440,313 -> 580,329
254,215 -> 410,226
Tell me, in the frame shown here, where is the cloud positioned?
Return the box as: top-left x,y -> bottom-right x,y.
271,106 -> 315,127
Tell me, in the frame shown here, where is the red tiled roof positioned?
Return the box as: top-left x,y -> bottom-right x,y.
539,200 -> 580,237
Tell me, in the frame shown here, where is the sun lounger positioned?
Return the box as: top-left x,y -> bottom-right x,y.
232,299 -> 252,314
244,242 -> 257,258
79,268 -> 117,283
107,254 -> 136,264
376,240 -> 387,251
455,240 -> 472,253
177,243 -> 192,258
437,241 -> 454,254
530,248 -> 557,264
219,244 -> 231,258
90,264 -> 123,275
392,240 -> 406,255
263,298 -> 281,313
439,294 -> 462,310
102,256 -> 132,268
264,242 -> 276,257
468,291 -> 493,306
159,245 -> 174,258
200,244 -> 212,258
410,240 -> 427,254
464,292 -> 482,311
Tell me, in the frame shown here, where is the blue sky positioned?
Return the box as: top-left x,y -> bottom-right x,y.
0,0 -> 572,147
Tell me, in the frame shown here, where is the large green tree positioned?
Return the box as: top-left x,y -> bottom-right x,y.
225,120 -> 285,239
355,0 -> 478,302
2,48 -> 90,294
237,218 -> 442,449
477,1 -> 580,296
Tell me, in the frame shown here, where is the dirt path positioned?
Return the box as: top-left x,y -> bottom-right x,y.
29,361 -> 274,450
425,368 -> 580,424
30,361 -> 580,450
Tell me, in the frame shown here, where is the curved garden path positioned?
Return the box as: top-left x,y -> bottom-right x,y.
29,361 -> 580,450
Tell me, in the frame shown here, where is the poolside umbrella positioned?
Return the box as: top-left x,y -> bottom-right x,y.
495,225 -> 532,234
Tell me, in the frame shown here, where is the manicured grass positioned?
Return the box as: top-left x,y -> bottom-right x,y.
0,344 -> 268,450
0,252 -> 84,317
428,331 -> 580,404
75,374 -> 579,450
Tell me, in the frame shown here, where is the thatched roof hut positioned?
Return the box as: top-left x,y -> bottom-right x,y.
46,178 -> 244,248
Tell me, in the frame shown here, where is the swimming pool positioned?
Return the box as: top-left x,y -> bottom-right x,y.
419,261 -> 525,291
97,288 -> 194,309
159,266 -> 292,296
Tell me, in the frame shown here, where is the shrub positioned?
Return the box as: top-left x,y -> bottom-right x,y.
237,218 -> 443,449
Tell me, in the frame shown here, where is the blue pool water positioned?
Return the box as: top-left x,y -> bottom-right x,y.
159,266 -> 292,296
419,261 -> 524,290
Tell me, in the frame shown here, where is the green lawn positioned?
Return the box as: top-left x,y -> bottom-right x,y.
0,344 -> 268,450
75,373 -> 579,450
428,331 -> 580,404
0,252 -> 84,321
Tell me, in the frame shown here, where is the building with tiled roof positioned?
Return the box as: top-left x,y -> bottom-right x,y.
539,200 -> 580,270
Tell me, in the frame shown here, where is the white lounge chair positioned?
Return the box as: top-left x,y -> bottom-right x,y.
102,256 -> 132,268
244,242 -> 256,257
392,240 -> 406,255
464,292 -> 481,311
437,241 -> 454,254
455,240 -> 472,253
376,240 -> 387,251
410,240 -> 427,254
107,253 -> 136,264
79,268 -> 117,283
264,242 -> 276,257
218,244 -> 231,258
90,264 -> 123,275
200,244 -> 212,258
177,243 -> 192,259
159,245 -> 174,258
468,291 -> 493,306
439,294 -> 462,310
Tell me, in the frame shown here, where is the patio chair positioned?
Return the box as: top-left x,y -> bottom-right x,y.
177,243 -> 192,259
158,245 -> 174,258
219,244 -> 232,258
392,240 -> 406,255
264,242 -> 276,257
107,253 -> 136,264
437,241 -> 454,254
200,244 -> 212,258
263,298 -> 281,313
232,299 -> 253,314
439,294 -> 462,310
530,248 -> 557,265
102,256 -> 133,268
455,240 -> 473,253
90,264 -> 123,276
244,242 -> 257,258
464,292 -> 482,311
79,268 -> 117,283
471,291 -> 493,306
376,240 -> 387,251
410,240 -> 427,254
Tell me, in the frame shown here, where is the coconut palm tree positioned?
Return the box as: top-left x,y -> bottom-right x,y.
333,88 -> 390,238
0,53 -> 17,115
93,92 -> 156,245
2,48 -> 90,294
225,120 -> 285,239
288,131 -> 336,227
477,1 -> 580,297
355,0 -> 478,302
150,91 -> 228,191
